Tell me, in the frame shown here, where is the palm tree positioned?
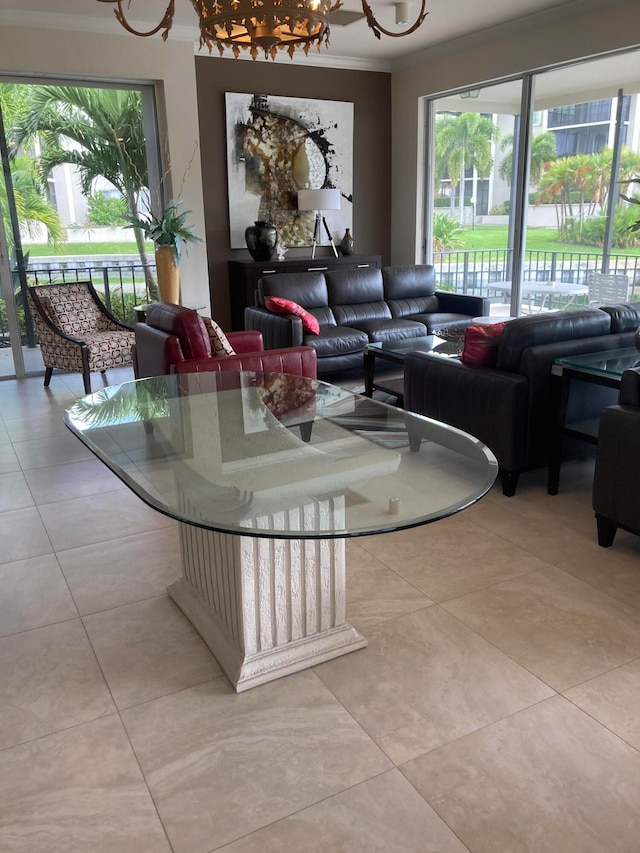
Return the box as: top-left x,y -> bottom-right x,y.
498,130 -> 556,185
0,85 -> 65,247
435,112 -> 498,222
10,85 -> 157,295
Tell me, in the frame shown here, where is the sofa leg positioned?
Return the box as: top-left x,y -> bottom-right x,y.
500,470 -> 519,497
299,421 -> 313,443
43,366 -> 53,387
596,514 -> 617,548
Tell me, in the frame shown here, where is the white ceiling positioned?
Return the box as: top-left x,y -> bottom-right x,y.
0,0 -> 595,67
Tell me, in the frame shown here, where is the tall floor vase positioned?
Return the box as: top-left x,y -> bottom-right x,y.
155,245 -> 180,304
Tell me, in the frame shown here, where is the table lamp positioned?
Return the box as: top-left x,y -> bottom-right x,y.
297,188 -> 342,258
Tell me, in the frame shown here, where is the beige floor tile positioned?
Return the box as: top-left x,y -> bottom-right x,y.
38,489 -> 174,551
83,596 -> 223,709
12,431 -> 95,470
401,695 -> 640,853
0,442 -> 21,474
564,658 -> 640,751
0,470 -> 34,511
24,458 -> 127,505
3,410 -> 74,443
0,554 -> 77,637
555,532 -> 640,609
362,513 -> 549,602
313,606 -> 553,765
443,566 -> 640,691
220,769 -> 468,852
0,618 -> 114,750
0,714 -> 171,852
57,527 -> 181,615
0,506 -> 53,565
122,672 -> 392,852
0,419 -> 10,444
346,540 -> 432,630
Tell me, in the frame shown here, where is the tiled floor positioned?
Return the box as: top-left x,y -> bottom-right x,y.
1,367 -> 640,852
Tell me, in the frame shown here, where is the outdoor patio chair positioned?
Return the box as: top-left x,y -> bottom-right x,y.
587,271 -> 630,306
27,281 -> 134,394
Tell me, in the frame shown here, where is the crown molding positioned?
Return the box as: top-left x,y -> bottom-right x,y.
0,8 -> 391,73
390,0 -> 614,71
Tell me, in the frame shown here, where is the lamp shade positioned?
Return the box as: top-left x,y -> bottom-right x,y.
297,188 -> 342,211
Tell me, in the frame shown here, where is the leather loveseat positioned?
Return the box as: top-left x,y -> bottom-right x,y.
244,264 -> 489,375
593,366 -> 640,547
404,304 -> 640,497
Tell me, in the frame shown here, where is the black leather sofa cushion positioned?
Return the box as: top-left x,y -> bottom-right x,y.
496,308 -> 611,373
326,269 -> 390,326
347,317 -> 427,343
599,302 -> 640,333
259,272 -> 332,310
419,313 -> 478,334
303,325 -> 369,358
382,265 -> 438,317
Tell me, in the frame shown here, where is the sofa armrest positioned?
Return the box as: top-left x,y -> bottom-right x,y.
227,330 -> 264,354
403,351 -> 529,471
435,291 -> 491,318
134,322 -> 185,378
172,346 -> 317,379
593,401 -> 640,537
244,306 -> 304,348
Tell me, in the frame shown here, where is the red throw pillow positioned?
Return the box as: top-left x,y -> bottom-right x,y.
264,296 -> 320,335
461,321 -> 509,368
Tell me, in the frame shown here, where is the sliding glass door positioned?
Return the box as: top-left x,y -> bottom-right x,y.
0,79 -> 161,380
426,48 -> 640,316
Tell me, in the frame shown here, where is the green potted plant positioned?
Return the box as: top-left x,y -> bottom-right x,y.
127,200 -> 202,303
621,177 -> 640,235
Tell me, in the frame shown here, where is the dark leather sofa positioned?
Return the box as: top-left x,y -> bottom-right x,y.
404,303 -> 640,497
593,366 -> 640,547
244,264 -> 489,375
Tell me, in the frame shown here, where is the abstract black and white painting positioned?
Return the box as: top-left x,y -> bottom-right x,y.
226,92 -> 354,250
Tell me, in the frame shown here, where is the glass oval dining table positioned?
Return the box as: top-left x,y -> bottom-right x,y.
65,371 -> 498,692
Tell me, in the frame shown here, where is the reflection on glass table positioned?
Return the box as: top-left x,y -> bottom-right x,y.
65,372 -> 497,692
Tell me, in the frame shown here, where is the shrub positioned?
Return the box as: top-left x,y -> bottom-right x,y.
489,202 -> 510,215
576,207 -> 640,249
87,193 -> 128,227
432,213 -> 465,251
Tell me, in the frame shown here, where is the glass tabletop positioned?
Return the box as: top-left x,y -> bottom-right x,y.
554,347 -> 640,378
64,372 -> 497,539
366,335 -> 462,357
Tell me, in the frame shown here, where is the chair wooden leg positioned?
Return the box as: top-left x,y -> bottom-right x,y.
43,366 -> 53,387
500,469 -> 519,497
299,421 -> 313,442
596,514 -> 617,548
81,347 -> 91,395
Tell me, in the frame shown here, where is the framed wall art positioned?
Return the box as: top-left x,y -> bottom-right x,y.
225,92 -> 354,250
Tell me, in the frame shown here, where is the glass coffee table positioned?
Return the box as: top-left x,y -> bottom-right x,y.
364,334 -> 463,405
65,372 -> 497,692
549,346 -> 640,494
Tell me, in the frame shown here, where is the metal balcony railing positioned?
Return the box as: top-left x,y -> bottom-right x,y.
434,248 -> 640,306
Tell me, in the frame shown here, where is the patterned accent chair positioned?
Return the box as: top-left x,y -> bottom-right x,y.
27,281 -> 135,394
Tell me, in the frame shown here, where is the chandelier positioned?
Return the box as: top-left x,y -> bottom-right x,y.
97,0 -> 428,60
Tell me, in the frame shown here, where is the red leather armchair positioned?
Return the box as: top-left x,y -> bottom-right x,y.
133,303 -> 317,380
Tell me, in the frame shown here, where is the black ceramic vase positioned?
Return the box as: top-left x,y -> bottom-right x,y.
245,221 -> 278,262
339,228 -> 354,256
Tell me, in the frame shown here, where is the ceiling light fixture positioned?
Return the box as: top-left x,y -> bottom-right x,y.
97,0 -> 428,60
395,2 -> 410,26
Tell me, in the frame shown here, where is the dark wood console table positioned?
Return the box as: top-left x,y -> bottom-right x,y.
228,255 -> 382,330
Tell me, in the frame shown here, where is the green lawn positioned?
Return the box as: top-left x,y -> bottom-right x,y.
26,241 -> 153,256
459,226 -> 640,256
24,230 -> 640,258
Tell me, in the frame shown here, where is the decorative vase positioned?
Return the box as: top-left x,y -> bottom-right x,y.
339,228 -> 354,256
154,245 -> 180,304
245,221 -> 278,262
